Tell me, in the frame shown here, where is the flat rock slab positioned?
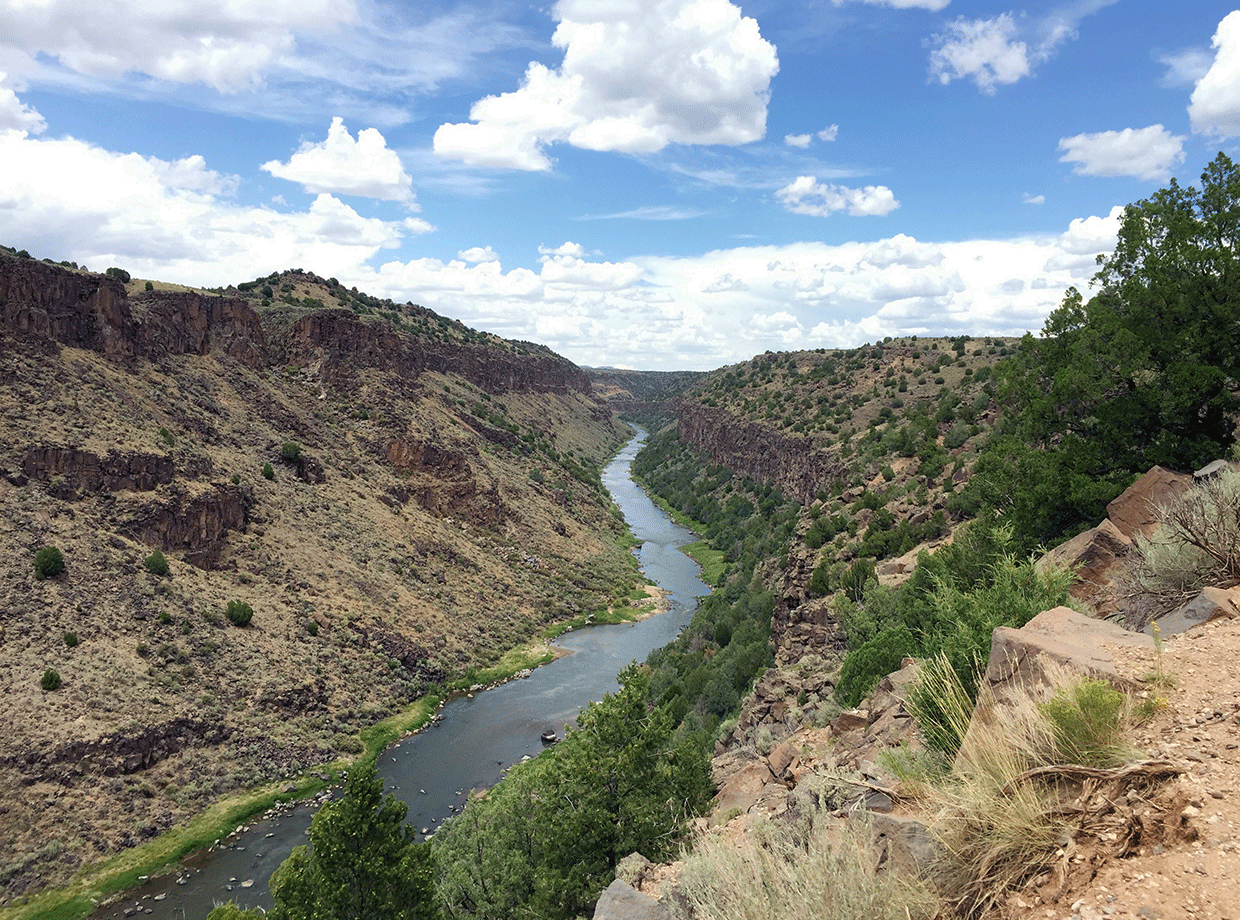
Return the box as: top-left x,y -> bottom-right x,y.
1106,466 -> 1192,539
1150,585 -> 1240,637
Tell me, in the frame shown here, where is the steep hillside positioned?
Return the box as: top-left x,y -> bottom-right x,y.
625,339 -> 1011,665
0,253 -> 640,898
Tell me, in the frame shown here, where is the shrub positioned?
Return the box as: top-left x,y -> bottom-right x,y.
1039,677 -> 1135,768
1126,467 -> 1240,626
262,462 -> 275,480
144,280 -> 154,291
41,669 -> 62,691
281,441 -> 302,463
105,266 -> 131,283
34,546 -> 65,580
231,473 -> 241,484
144,548 -> 169,576
225,600 -> 253,627
63,632 -> 78,647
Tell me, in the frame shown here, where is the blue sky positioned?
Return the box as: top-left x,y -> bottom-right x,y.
2,1 -> 1238,370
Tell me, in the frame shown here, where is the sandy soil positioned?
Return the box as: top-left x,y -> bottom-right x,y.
1011,615 -> 1240,920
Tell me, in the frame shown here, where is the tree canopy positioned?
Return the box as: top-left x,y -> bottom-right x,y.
973,152 -> 1240,547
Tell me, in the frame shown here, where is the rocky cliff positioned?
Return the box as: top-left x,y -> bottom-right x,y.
677,403 -> 848,504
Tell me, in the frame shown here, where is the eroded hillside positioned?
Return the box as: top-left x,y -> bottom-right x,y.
0,254 -> 641,897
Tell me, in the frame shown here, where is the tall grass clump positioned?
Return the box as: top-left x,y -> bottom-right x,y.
673,808 -> 939,920
924,661 -> 1141,918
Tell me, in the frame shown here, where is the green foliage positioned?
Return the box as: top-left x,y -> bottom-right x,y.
834,518 -> 1072,708
281,441 -> 303,463
63,631 -> 78,647
41,669 -> 62,691
973,153 -> 1240,548
158,426 -> 175,447
144,548 -> 169,576
144,280 -> 154,291
434,665 -> 712,919
34,545 -> 65,580
262,462 -> 275,480
105,266 -> 131,283
266,761 -> 440,920
1038,678 -> 1133,768
225,600 -> 253,627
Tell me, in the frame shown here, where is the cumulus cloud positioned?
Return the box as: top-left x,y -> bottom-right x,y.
928,14 -> 1029,93
1022,192 -> 1045,205
1189,11 -> 1240,137
776,176 -> 899,217
0,129 -> 420,285
817,124 -> 839,142
930,2 -> 1115,94
0,0 -> 358,93
458,246 -> 499,263
0,74 -> 45,134
1057,125 -> 1185,181
261,117 -> 417,205
433,0 -> 779,171
785,133 -> 812,148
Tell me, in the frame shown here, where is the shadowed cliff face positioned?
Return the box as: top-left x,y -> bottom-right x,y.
677,403 -> 847,505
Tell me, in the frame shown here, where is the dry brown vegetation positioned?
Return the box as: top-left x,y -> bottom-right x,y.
0,263 -> 646,900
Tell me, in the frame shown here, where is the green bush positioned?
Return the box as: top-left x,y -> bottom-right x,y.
225,600 -> 253,627
281,441 -> 302,463
144,548 -> 169,576
41,669 -> 62,691
1039,678 -> 1133,767
34,546 -> 65,580
144,280 -> 154,291
63,632 -> 78,647
105,266 -> 131,283
262,462 -> 275,481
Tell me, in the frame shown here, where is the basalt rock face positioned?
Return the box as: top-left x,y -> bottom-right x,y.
278,308 -> 591,395
677,404 -> 847,504
21,446 -> 175,494
0,259 -> 133,358
123,483 -> 253,568
7,716 -> 231,779
0,259 -> 268,365
131,290 -> 268,367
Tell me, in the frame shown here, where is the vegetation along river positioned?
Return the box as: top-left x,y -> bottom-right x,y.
90,426 -> 707,919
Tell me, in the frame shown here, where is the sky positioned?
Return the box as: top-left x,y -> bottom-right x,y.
1,2 -> 1239,371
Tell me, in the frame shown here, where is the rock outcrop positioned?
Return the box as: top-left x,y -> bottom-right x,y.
21,446 -> 175,494
677,404 -> 846,504
124,483 -> 253,568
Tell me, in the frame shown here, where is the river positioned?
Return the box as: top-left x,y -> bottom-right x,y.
90,426 -> 706,919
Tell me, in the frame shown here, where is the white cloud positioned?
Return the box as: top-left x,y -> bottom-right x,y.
776,176 -> 899,217
929,2 -> 1115,94
1189,11 -> 1240,137
577,205 -> 706,220
1159,47 -> 1213,88
0,0 -> 358,93
0,74 -> 45,134
834,0 -> 950,9
928,14 -> 1030,94
785,133 -> 812,148
817,124 -> 839,142
458,246 -> 499,263
1022,192 -> 1045,205
261,117 -> 417,205
0,129 -> 420,284
1057,125 -> 1185,181
433,0 -> 779,171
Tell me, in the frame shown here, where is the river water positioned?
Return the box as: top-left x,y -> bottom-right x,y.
91,426 -> 706,919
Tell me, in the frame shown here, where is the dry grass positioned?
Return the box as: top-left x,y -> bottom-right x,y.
671,807 -> 939,920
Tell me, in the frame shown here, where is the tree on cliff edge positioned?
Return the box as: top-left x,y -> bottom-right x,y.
973,152 -> 1240,547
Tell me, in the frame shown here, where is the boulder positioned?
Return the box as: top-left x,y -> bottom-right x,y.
1037,518 -> 1132,617
866,812 -> 941,879
959,606 -> 1153,768
1151,585 -> 1240,637
1106,466 -> 1192,539
593,880 -> 670,920
711,756 -> 774,820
